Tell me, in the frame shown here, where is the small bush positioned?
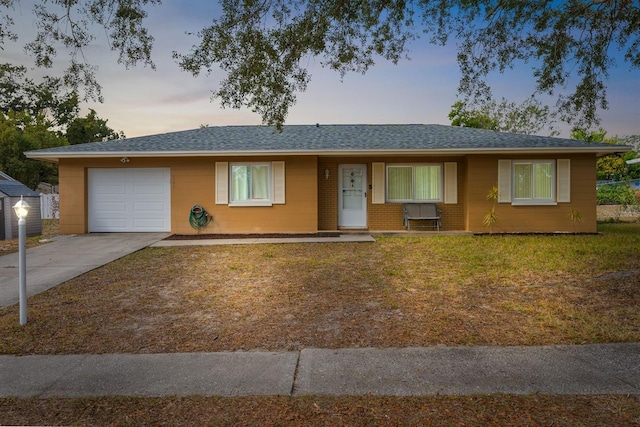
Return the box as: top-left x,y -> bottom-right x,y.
596,184 -> 638,206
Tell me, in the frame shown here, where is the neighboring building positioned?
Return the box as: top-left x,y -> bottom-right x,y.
0,172 -> 42,240
25,124 -> 630,235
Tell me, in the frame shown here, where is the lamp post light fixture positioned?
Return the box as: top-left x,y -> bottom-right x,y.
13,196 -> 30,325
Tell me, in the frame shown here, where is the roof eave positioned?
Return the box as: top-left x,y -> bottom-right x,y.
25,145 -> 629,162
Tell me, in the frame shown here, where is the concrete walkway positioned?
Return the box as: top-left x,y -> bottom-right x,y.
1,344 -> 638,397
152,234 -> 376,247
0,233 -> 168,308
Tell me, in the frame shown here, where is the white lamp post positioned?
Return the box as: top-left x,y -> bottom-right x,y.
13,196 -> 30,325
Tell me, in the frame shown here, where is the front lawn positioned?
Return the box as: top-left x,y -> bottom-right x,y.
2,395 -> 639,426
1,223 -> 639,354
0,219 -> 60,254
2,223 -> 639,425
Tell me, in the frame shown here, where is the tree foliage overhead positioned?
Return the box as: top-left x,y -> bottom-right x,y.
1,1 -> 639,130
0,63 -> 78,128
0,0 -> 159,102
438,0 -> 640,129
0,63 -> 123,186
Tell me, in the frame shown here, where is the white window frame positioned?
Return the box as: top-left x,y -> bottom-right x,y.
385,163 -> 443,203
229,162 -> 273,206
511,160 -> 556,206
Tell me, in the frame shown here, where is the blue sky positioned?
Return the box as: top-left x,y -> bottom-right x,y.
6,1 -> 640,138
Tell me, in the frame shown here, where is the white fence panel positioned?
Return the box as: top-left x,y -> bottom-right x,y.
40,193 -> 60,219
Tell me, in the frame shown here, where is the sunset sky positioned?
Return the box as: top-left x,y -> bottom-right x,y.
5,1 -> 640,139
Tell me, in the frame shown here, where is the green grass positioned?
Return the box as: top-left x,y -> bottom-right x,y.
1,223 -> 639,425
1,223 -> 639,354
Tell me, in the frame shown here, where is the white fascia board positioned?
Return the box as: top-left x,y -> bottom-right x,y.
25,145 -> 631,161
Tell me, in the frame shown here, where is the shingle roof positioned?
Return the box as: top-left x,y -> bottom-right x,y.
25,124 -> 629,160
0,180 -> 40,197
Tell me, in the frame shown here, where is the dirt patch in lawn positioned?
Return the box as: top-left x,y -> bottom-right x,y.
1,224 -> 640,355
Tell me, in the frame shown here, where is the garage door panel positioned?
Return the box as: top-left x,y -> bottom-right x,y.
95,185 -> 127,195
133,201 -> 166,211
89,168 -> 171,232
133,169 -> 163,178
94,202 -> 128,212
92,218 -> 128,229
133,219 -> 166,230
134,184 -> 167,195
134,189 -> 165,197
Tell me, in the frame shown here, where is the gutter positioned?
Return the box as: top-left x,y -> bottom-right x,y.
25,146 -> 632,163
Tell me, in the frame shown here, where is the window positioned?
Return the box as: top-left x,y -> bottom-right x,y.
386,164 -> 442,202
512,160 -> 555,204
231,163 -> 271,205
216,161 -> 285,206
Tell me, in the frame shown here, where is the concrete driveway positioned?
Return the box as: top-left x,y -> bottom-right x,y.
0,233 -> 168,308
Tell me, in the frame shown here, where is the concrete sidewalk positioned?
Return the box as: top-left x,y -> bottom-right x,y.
1,344 -> 638,398
152,234 -> 376,246
0,233 -> 168,308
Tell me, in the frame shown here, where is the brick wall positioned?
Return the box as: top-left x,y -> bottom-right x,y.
465,154 -> 598,233
318,156 -> 466,231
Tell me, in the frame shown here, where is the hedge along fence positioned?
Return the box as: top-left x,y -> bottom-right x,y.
596,182 -> 639,206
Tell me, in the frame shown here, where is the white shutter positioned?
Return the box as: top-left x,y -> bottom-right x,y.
371,162 -> 385,204
444,162 -> 458,204
272,161 -> 285,204
215,162 -> 229,205
497,159 -> 512,203
557,159 -> 571,203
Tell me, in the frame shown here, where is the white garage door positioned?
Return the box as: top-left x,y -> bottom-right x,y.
88,168 -> 171,232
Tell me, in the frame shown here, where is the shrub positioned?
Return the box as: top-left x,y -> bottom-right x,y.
597,184 -> 638,207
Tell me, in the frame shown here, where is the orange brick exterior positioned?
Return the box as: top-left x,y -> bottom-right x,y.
464,154 -> 597,233
318,156 -> 466,231
58,156 -> 317,235
58,153 -> 599,235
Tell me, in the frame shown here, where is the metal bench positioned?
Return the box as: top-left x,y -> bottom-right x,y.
403,203 -> 442,231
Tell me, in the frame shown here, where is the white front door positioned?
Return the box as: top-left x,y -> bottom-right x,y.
338,164 -> 367,228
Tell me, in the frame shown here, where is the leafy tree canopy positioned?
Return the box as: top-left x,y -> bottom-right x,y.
0,63 -> 79,128
0,111 -> 64,188
571,127 -> 640,181
0,63 -> 122,136
1,1 -> 638,130
448,97 -> 555,135
66,109 -> 124,145
0,64 -> 123,186
448,101 -> 498,131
